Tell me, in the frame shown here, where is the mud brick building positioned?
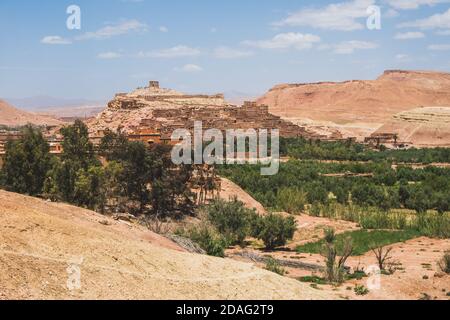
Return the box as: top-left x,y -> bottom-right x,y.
88,81 -> 319,144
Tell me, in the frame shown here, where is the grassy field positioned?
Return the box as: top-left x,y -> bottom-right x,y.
296,229 -> 422,256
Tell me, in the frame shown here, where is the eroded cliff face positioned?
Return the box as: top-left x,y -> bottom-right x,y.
373,107 -> 450,147
257,70 -> 450,125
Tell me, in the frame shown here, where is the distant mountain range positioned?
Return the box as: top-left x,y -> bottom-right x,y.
224,90 -> 262,105
0,99 -> 63,127
4,96 -> 106,118
5,96 -> 105,110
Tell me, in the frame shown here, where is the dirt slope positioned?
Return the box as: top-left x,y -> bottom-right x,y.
0,100 -> 62,127
257,70 -> 450,139
219,178 -> 267,215
0,190 -> 332,300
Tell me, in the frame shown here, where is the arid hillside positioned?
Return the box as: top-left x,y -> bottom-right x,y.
0,100 -> 63,127
0,190 -> 332,300
257,70 -> 450,139
374,107 -> 450,147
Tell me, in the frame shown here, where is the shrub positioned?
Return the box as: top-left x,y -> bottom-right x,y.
277,187 -> 307,214
354,285 -> 369,296
265,257 -> 286,276
253,213 -> 297,250
438,250 -> 450,274
411,213 -> 450,239
206,198 -> 255,245
298,275 -> 327,285
181,225 -> 228,257
371,245 -> 394,271
322,228 -> 353,284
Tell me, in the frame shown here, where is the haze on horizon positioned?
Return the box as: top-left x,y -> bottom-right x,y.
0,0 -> 450,101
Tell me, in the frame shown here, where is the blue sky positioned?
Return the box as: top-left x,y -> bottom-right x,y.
0,0 -> 449,101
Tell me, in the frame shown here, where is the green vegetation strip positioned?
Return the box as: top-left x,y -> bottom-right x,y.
296,229 -> 421,256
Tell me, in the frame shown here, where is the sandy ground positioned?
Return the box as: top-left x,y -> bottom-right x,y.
0,190 -> 332,300
219,192 -> 449,300
277,237 -> 450,300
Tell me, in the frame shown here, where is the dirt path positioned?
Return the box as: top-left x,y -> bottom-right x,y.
0,190 -> 333,300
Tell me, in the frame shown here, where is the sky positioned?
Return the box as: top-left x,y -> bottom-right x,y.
0,0 -> 449,101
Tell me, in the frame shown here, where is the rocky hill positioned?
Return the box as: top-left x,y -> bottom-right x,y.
87,81 -> 316,140
0,189 -> 331,299
0,99 -> 63,127
257,70 -> 450,140
87,81 -> 233,134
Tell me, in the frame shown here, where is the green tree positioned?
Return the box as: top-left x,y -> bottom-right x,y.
1,125 -> 52,195
74,165 -> 106,211
406,188 -> 431,214
98,130 -> 130,161
206,198 -> 256,245
60,120 -> 97,167
253,213 -> 297,250
52,120 -> 99,202
434,192 -> 450,215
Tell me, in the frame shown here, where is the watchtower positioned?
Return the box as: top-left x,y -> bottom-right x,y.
149,81 -> 160,89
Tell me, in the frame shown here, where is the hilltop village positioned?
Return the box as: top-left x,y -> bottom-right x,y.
86,81 -> 329,146
1,81 -> 336,161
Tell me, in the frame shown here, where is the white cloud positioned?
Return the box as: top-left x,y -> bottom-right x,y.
395,53 -> 412,62
175,64 -> 203,73
97,52 -> 122,59
332,40 -> 378,54
159,26 -> 169,33
138,45 -> 201,58
76,20 -> 148,40
394,31 -> 425,39
428,44 -> 450,50
396,53 -> 408,59
398,8 -> 450,29
437,29 -> 450,35
274,0 -> 375,31
386,0 -> 450,10
385,8 -> 400,18
214,46 -> 254,59
243,33 -> 321,50
41,36 -> 72,45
